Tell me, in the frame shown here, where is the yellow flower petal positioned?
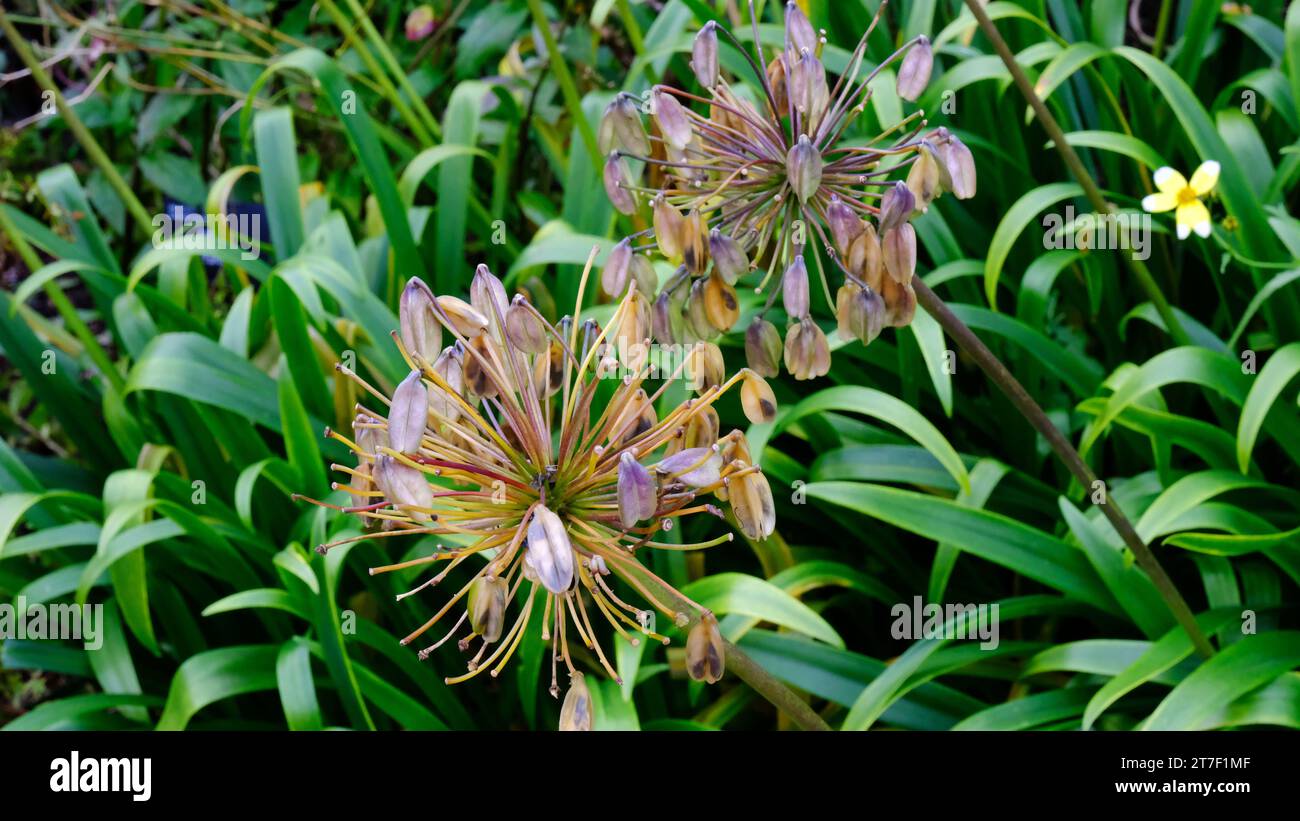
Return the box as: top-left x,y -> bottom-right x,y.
1189,160 -> 1220,196
1175,200 -> 1211,240
1153,167 -> 1188,195
1141,192 -> 1177,213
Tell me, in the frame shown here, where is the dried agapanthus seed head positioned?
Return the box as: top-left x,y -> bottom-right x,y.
740,370 -> 777,424
599,2 -> 974,378
745,317 -> 783,378
692,21 -> 720,89
400,277 -> 441,362
303,253 -> 776,707
559,673 -> 593,731
895,35 -> 933,102
782,255 -> 811,319
686,611 -> 725,683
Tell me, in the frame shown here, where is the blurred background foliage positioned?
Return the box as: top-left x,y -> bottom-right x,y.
1,0 -> 1299,731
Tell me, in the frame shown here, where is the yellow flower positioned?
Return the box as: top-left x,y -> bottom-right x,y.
1142,161 -> 1219,240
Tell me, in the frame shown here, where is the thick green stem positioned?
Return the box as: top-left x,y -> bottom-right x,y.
1151,0 -> 1174,59
961,0 -> 1191,347
913,278 -> 1215,659
0,8 -> 154,237
526,0 -> 604,172
723,639 -> 831,731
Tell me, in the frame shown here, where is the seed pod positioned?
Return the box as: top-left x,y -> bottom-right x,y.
373,455 -> 434,521
745,318 -> 782,378
740,370 -> 778,424
685,279 -> 714,342
462,335 -> 497,399
691,341 -> 725,393
602,237 -> 633,297
603,153 -> 637,215
657,446 -> 723,487
709,229 -> 749,284
878,181 -> 915,232
437,295 -> 489,338
531,339 -> 564,398
388,370 -> 428,453
617,451 -> 657,529
526,504 -> 574,594
598,93 -> 649,156
836,283 -> 885,345
429,345 -> 465,422
686,611 -> 725,684
691,21 -> 719,88
616,388 -> 658,446
683,404 -> 720,450
883,277 -> 917,328
883,223 -> 917,284
791,49 -> 829,121
399,277 -> 441,363
786,134 -> 823,204
653,195 -> 685,261
505,294 -> 548,354
731,469 -> 776,540
895,35 -> 933,102
936,132 -> 976,199
782,255 -> 810,318
847,221 -> 883,288
653,87 -> 693,149
784,316 -> 831,380
629,252 -> 658,297
826,195 -> 862,257
703,272 -> 740,331
653,290 -> 678,345
719,429 -> 753,466
681,209 -> 707,275
559,673 -> 593,731
783,1 -> 817,54
766,55 -> 789,114
467,576 -> 507,643
353,412 -> 383,458
906,142 -> 943,212
470,264 -> 510,327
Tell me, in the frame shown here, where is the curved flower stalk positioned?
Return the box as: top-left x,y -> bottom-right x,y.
297,253 -> 778,726
599,1 -> 974,378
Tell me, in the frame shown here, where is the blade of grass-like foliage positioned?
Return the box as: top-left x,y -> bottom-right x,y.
277,638 -> 324,731
945,303 -> 1103,395
1023,639 -> 1156,678
242,49 -> 426,299
929,460 -> 1011,603
737,630 -> 984,730
398,144 -> 491,207
953,686 -> 1098,730
1059,498 -> 1174,639
984,182 -> 1084,309
436,81 -> 491,293
96,470 -> 159,655
252,108 -> 306,259
681,572 -> 843,647
748,386 -> 970,493
1083,608 -> 1240,729
84,597 -> 148,724
1051,131 -> 1167,170
807,483 -> 1116,610
1,694 -> 160,731
126,333 -> 282,432
270,276 -> 332,422
313,539 -> 375,730
907,306 -> 953,416
202,588 -> 307,619
1237,342 -> 1300,472
1135,470 -> 1281,543
1143,631 -> 1300,730
0,292 -> 119,467
1075,397 -> 1237,470
156,644 -> 280,730
1199,672 -> 1300,730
